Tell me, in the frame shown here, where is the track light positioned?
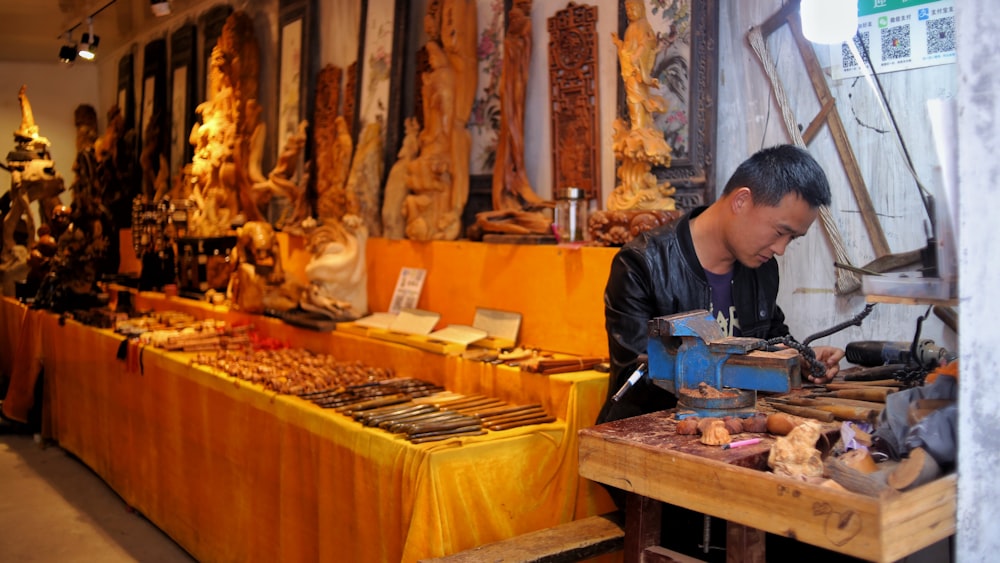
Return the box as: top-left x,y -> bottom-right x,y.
150,0 -> 171,17
78,19 -> 100,60
58,33 -> 77,63
800,0 -> 858,44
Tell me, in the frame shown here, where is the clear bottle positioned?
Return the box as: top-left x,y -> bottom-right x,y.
554,187 -> 588,242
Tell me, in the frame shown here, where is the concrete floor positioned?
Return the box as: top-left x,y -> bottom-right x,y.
0,425 -> 194,562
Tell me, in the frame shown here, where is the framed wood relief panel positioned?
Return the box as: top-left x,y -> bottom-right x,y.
355,0 -> 408,179
617,0 -> 718,207
170,24 -> 197,179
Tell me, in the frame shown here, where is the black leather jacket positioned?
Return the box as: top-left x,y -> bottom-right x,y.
597,207 -> 790,423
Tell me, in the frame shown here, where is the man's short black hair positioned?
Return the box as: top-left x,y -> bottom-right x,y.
722,144 -> 832,208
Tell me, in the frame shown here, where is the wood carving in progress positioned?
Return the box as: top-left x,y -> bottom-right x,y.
607,0 -> 676,212
475,0 -> 552,236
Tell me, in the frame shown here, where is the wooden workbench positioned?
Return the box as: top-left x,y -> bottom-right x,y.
578,410 -> 956,562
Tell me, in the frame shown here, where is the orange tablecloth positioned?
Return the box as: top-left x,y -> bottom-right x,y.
3,296 -> 614,561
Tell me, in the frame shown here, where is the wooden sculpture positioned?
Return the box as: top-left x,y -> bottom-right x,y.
2,86 -> 65,268
185,11 -> 262,236
402,0 -> 477,241
228,220 -> 300,313
345,121 -> 384,237
301,216 -> 368,320
313,65 -> 353,222
382,117 -> 420,239
607,0 -> 675,212
474,0 -> 552,236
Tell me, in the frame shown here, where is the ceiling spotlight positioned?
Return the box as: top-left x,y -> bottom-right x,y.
150,0 -> 172,17
78,19 -> 100,60
800,0 -> 858,44
59,44 -> 78,63
58,33 -> 77,63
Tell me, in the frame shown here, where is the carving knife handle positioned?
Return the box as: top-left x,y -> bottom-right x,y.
612,362 -> 647,402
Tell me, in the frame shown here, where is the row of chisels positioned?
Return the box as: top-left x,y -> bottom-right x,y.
338,393 -> 556,443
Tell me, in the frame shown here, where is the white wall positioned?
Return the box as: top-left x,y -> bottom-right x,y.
957,1 -> 1000,559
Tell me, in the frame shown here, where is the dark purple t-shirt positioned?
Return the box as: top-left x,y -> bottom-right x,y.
705,268 -> 740,337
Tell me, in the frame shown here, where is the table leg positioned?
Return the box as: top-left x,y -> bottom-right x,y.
726,521 -> 765,563
624,492 -> 661,563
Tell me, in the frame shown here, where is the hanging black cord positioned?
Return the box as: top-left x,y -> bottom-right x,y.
802,303 -> 877,346
854,32 -> 935,228
58,0 -> 118,39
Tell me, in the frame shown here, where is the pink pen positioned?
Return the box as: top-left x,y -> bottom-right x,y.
722,437 -> 762,450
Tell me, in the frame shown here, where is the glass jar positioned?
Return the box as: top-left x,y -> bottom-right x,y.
554,187 -> 588,242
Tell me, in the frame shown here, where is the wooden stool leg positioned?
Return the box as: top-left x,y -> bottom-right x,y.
624,493 -> 661,563
726,522 -> 765,563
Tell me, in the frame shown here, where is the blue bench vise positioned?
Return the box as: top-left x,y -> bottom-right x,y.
647,310 -> 800,418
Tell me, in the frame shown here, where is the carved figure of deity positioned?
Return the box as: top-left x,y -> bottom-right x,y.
606,0 -> 676,212
400,0 -> 477,241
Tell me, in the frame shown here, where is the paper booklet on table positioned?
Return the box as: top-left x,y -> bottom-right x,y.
366,308 -> 442,347
336,311 -> 398,337
470,308 -> 521,350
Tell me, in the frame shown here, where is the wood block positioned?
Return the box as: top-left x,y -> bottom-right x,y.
418,512 -> 624,563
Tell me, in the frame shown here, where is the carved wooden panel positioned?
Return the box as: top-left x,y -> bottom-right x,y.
549,2 -> 600,202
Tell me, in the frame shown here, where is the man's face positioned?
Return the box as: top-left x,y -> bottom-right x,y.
728,191 -> 817,268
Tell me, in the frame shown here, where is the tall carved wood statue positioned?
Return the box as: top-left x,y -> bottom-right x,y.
607,0 -> 675,212
2,86 -> 65,270
347,121 -> 384,237
382,117 -> 419,239
474,0 -> 552,236
313,65 -> 354,222
185,11 -> 262,236
402,0 -> 478,241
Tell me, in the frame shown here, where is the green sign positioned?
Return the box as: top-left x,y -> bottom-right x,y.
858,0 -> 941,17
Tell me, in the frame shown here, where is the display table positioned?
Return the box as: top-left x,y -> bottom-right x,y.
578,411 -> 956,563
1,296 -> 616,562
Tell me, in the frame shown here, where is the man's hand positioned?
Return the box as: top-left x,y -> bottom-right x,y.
808,346 -> 846,384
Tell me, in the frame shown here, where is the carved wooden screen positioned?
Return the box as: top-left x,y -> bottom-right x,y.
548,3 -> 600,203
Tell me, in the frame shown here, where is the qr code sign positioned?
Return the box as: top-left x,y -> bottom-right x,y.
881,25 -> 911,61
926,17 -> 955,54
841,32 -> 871,72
